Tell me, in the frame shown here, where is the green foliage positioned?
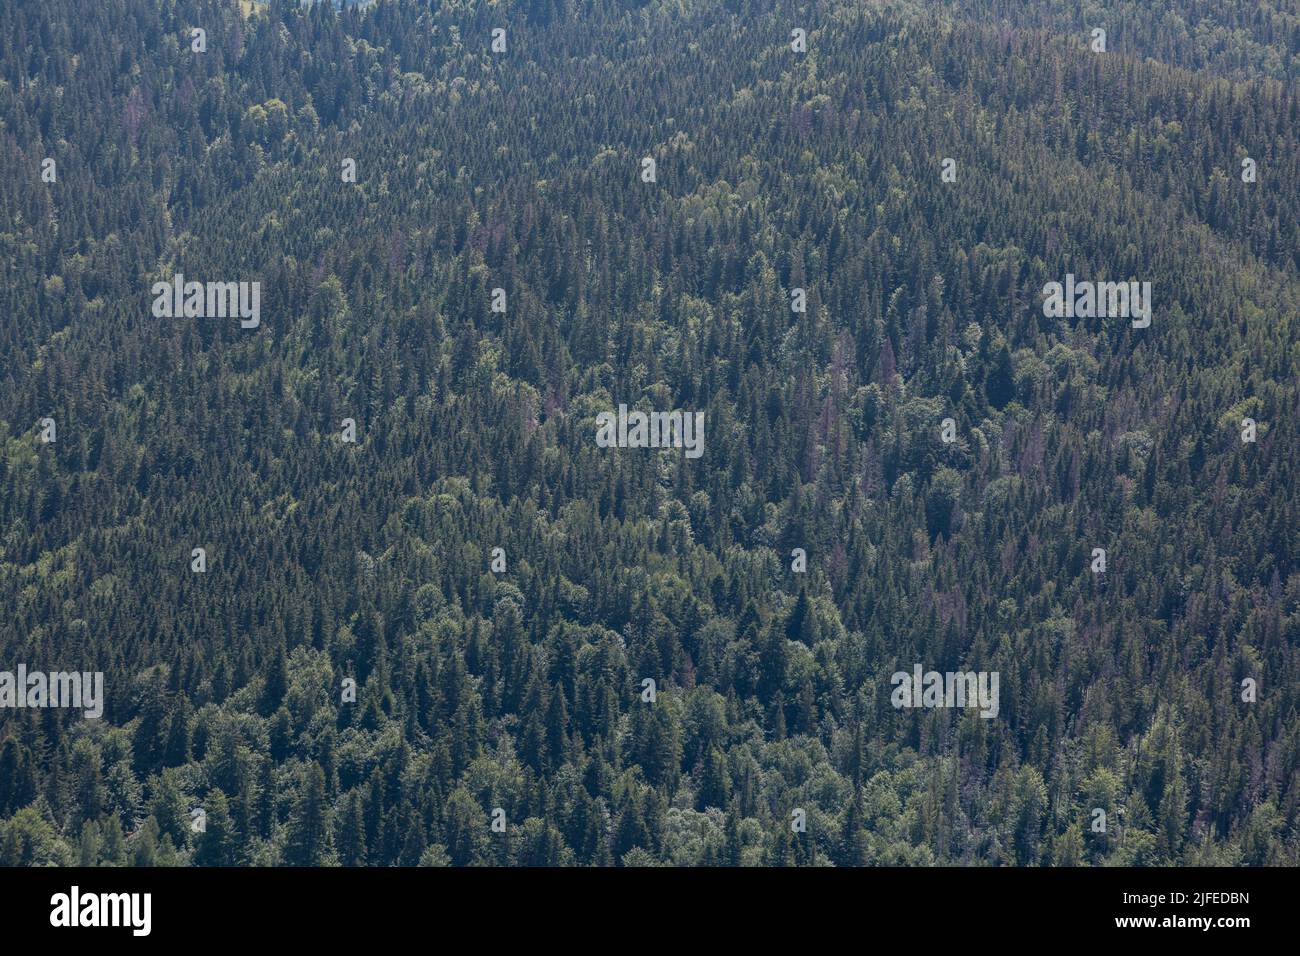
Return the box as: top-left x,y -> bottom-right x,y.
0,0 -> 1296,867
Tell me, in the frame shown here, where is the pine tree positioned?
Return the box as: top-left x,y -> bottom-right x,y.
283,765 -> 333,866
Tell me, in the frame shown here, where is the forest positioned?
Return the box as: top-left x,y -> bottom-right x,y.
0,0 -> 1297,866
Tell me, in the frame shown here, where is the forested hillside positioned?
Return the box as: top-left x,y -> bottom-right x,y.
1,0 -> 1297,866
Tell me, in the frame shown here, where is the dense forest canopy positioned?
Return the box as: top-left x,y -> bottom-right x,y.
0,0 -> 1297,866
